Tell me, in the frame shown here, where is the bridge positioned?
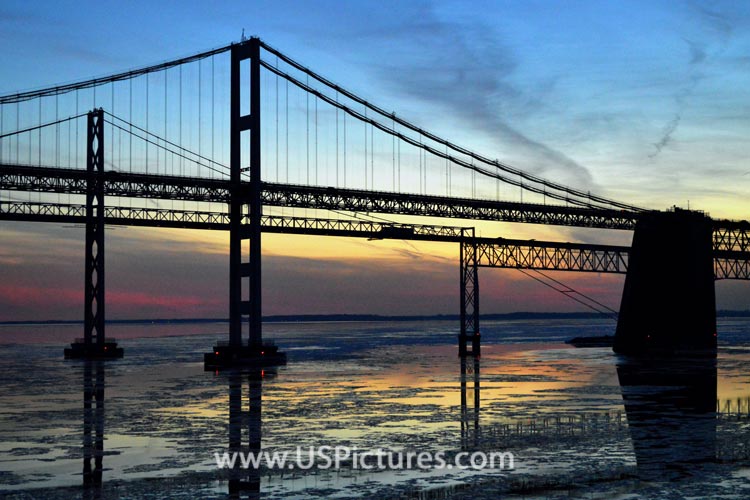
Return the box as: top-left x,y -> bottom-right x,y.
1,37 -> 749,363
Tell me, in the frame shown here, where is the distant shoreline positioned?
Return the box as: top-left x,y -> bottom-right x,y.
2,310 -> 750,326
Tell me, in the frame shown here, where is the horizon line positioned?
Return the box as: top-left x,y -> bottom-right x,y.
2,309 -> 750,325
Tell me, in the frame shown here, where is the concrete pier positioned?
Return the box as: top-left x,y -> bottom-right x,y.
614,208 -> 716,355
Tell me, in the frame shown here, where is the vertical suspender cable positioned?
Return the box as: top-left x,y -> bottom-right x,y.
275,56 -> 279,182
74,92 -> 78,168
55,93 -> 60,167
212,55 -> 215,180
199,59 -> 202,178
37,98 -> 41,167
364,107 -> 367,190
392,117 -> 395,191
145,73 -> 149,174
179,65 -> 183,177
128,80 -> 132,173
335,90 -> 339,188
306,74 -> 309,185
285,78 -> 289,183
164,68 -> 168,177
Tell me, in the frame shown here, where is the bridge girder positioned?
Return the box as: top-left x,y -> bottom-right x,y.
0,164 -> 639,229
2,199 -> 750,280
474,239 -> 630,274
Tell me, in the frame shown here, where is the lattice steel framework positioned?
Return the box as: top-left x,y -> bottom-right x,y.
0,165 -> 642,230
4,200 -> 750,281
460,230 -> 480,357
84,109 -> 105,347
715,252 -> 750,280
261,183 -> 640,230
713,221 -> 750,252
460,237 -> 629,357
0,164 -> 229,202
0,201 -> 470,240
475,239 -> 630,274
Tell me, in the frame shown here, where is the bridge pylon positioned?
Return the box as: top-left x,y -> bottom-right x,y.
613,208 -> 717,356
459,231 -> 480,357
65,109 -> 122,359
205,37 -> 285,370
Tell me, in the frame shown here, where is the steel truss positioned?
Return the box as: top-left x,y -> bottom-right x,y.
460,232 -> 480,357
3,200 -> 749,280
715,251 -> 750,280
474,239 -> 630,274
713,221 -> 750,253
0,165 -> 640,230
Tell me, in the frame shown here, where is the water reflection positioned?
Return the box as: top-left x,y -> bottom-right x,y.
227,369 -> 269,499
82,360 -> 106,493
616,356 -> 717,481
460,355 -> 480,450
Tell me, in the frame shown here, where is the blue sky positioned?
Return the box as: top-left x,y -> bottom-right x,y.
0,0 -> 749,319
1,0 -> 748,213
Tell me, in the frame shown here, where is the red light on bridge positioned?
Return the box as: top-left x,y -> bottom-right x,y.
215,351 -> 219,355
261,351 -> 265,355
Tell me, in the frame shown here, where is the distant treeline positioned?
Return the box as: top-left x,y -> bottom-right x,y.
3,310 -> 750,325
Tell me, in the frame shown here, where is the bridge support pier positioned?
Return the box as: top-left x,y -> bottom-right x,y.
459,237 -> 480,357
205,37 -> 285,370
65,109 -> 122,360
613,209 -> 716,356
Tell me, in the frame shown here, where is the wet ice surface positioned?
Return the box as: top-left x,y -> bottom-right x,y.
0,318 -> 749,498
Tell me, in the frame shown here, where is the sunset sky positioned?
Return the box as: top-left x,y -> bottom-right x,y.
1,0 -> 749,320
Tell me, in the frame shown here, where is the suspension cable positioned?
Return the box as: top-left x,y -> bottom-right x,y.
259,40 -> 646,213
516,268 -> 618,320
0,112 -> 88,140
0,44 -> 234,104
259,60 -> 626,212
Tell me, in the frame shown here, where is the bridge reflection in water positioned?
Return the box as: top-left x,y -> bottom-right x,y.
81,360 -> 105,494
69,349 -> 750,496
616,356 -> 717,481
456,352 -> 750,487
227,369 -> 265,500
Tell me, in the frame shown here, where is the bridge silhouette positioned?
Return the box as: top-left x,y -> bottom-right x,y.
0,37 -> 748,364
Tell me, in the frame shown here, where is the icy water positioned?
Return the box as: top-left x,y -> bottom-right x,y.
1,318 -> 750,499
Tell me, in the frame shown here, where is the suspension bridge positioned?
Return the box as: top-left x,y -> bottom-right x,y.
0,37 -> 748,365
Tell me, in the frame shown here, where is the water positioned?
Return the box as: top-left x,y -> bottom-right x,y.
1,318 -> 750,498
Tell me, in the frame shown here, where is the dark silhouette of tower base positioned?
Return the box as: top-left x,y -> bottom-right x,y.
613,209 -> 716,356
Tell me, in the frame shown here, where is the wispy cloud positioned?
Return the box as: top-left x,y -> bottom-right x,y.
368,3 -> 596,188
649,3 -> 736,159
299,0 -> 597,190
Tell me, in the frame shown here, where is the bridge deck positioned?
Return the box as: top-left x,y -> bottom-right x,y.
1,164 -> 638,229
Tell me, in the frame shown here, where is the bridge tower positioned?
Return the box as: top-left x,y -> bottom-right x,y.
614,208 -> 717,355
65,109 -> 122,359
459,235 -> 480,357
205,37 -> 285,369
